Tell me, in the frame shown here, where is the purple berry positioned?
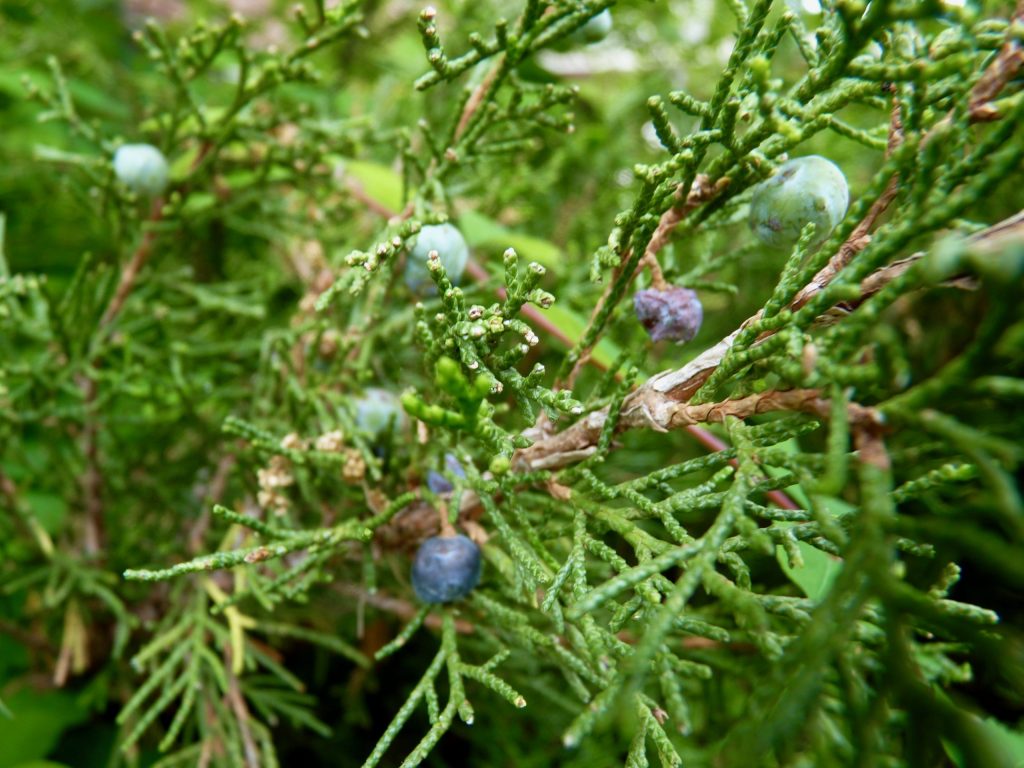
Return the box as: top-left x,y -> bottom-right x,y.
426,453 -> 466,494
633,286 -> 703,343
426,471 -> 451,495
411,534 -> 482,604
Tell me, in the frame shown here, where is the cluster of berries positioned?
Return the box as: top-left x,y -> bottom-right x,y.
116,144 -> 845,607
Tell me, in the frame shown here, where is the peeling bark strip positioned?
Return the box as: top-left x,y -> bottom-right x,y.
656,389 -> 880,430
516,388 -> 883,470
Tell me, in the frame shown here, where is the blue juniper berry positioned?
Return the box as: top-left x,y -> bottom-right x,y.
412,534 -> 482,604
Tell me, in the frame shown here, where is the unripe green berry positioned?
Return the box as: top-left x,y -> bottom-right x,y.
748,156 -> 849,249
113,143 -> 169,198
489,455 -> 511,474
353,387 -> 407,439
404,223 -> 469,293
571,9 -> 612,44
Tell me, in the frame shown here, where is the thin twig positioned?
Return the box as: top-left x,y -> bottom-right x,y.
78,197 -> 164,557
79,375 -> 103,557
562,174 -> 727,389
99,197 -> 164,329
345,176 -> 398,219
454,63 -> 502,141
188,453 -> 237,555
224,644 -> 261,768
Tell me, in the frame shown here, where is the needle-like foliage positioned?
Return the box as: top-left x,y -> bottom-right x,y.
2,0 -> 1024,766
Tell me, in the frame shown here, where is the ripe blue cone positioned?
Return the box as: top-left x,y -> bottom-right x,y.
113,143 -> 170,197
404,223 -> 469,293
411,534 -> 482,604
426,453 -> 466,495
748,155 -> 849,249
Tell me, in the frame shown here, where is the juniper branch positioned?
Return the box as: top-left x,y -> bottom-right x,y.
517,210 -> 1024,471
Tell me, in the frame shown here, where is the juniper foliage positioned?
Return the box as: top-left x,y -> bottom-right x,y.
2,0 -> 1024,766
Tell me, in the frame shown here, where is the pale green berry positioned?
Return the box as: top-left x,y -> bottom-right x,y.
113,143 -> 169,198
354,387 -> 407,439
404,223 -> 470,293
749,156 -> 849,249
572,9 -> 612,44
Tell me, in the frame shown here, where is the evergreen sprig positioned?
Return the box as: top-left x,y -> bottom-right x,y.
2,0 -> 1024,766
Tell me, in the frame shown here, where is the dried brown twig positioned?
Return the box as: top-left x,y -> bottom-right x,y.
224,644 -> 261,768
967,0 -> 1024,121
455,63 -> 502,141
514,387 -> 884,471
98,198 -> 165,330
791,95 -> 904,313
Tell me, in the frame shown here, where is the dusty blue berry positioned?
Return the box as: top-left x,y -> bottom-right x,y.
113,143 -> 169,197
425,471 -> 449,495
634,286 -> 703,343
404,223 -> 469,293
426,454 -> 466,495
749,155 -> 849,249
353,387 -> 406,439
411,534 -> 482,604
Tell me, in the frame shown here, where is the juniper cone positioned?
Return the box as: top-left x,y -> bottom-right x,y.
404,222 -> 469,292
354,387 -> 406,439
411,534 -> 482,604
425,470 -> 450,494
112,143 -> 169,197
426,453 -> 466,494
634,285 -> 704,343
572,9 -> 612,44
748,155 -> 850,249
